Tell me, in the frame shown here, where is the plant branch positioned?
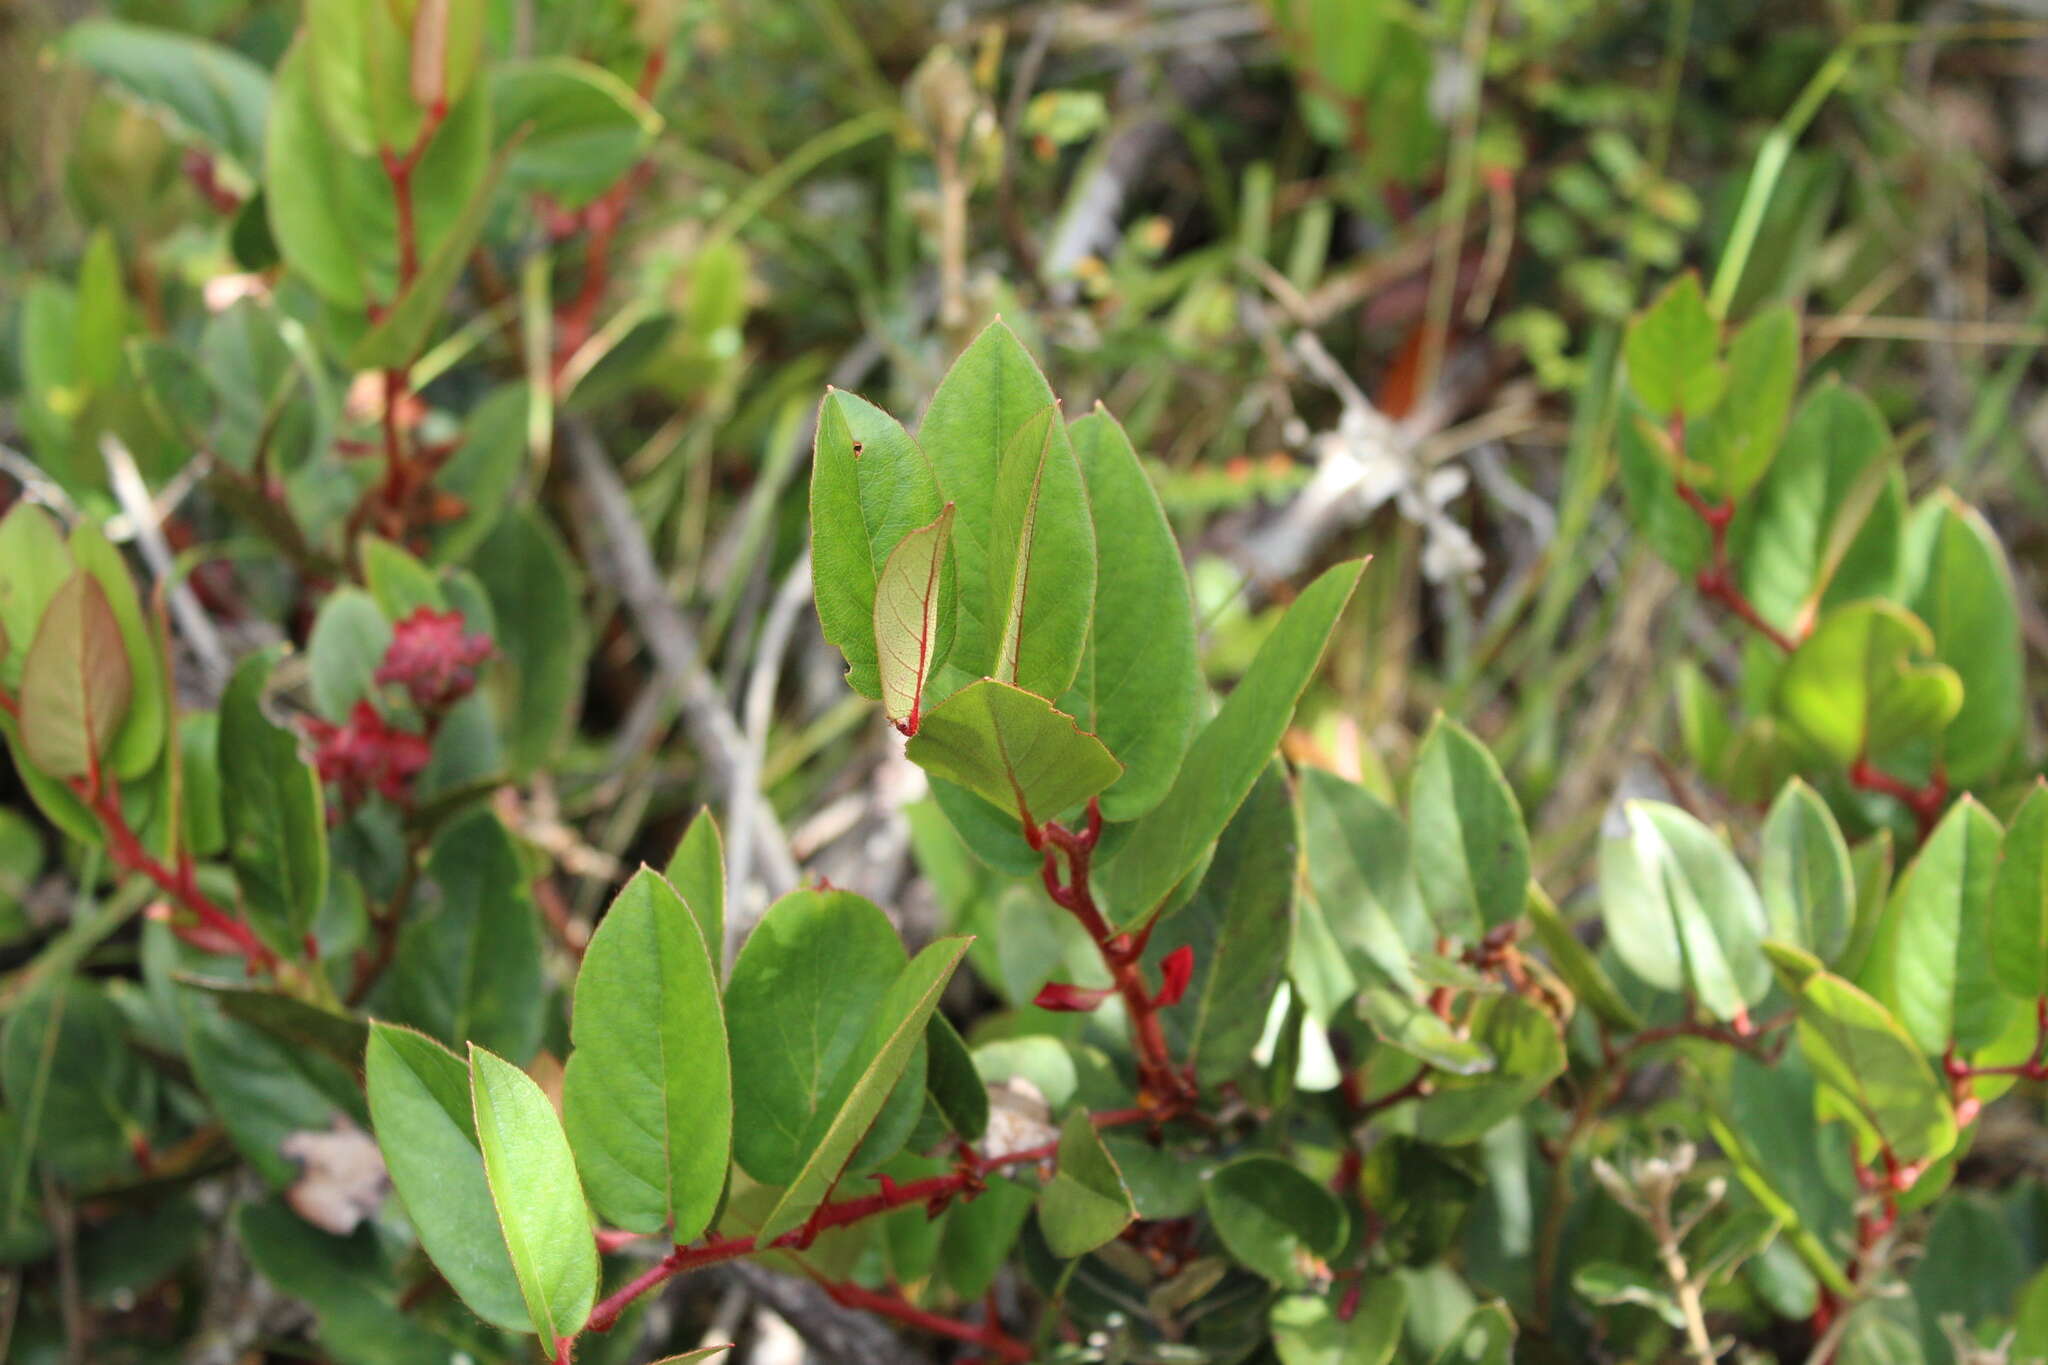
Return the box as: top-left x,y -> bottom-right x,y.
819,1280 -> 1031,1363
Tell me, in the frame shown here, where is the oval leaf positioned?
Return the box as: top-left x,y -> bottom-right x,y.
1037,1108 -> 1136,1258
875,503 -> 956,732
18,572 -> 130,780
1601,800 -> 1769,1021
469,1044 -> 598,1343
1409,715 -> 1529,938
904,679 -> 1121,830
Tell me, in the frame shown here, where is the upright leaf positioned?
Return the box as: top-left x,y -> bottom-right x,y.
1685,304 -> 1798,498
1775,601 -> 1961,767
1760,779 -> 1854,965
218,649 -> 327,948
362,1023 -> 525,1331
987,403 -> 1096,698
1783,967 -> 1957,1166
1991,783 -> 2048,1000
1408,716 -> 1529,938
1037,1109 -> 1136,1257
1859,797 -> 2007,1056
563,869 -> 730,1240
904,679 -> 1121,829
70,510 -> 162,781
664,808 -> 726,973
754,936 -> 971,1243
873,504 -> 956,732
0,505 -> 73,691
390,812 -> 544,1062
1623,274 -> 1722,420
18,573 -> 130,780
1060,406 -> 1200,820
469,1045 -> 598,1342
810,390 -> 946,700
471,509 -> 585,772
1600,801 -> 1769,1020
1105,559 -> 1365,927
1904,493 -> 2023,786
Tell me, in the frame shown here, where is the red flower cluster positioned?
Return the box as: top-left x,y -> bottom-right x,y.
375,607 -> 493,711
303,702 -> 432,810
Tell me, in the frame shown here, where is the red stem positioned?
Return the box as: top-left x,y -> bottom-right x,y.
585,1107 -> 1152,1332
378,100 -> 447,291
551,49 -> 666,381
1848,757 -> 1946,842
822,1280 -> 1032,1363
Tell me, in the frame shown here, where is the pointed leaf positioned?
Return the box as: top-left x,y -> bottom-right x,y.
1600,800 -> 1769,1020
1776,600 -> 1961,767
1991,783 -> 2048,999
1760,778 -> 1854,966
755,935 -> 971,1244
363,1023 -> 525,1331
1786,965 -> 1956,1165
904,679 -> 1121,829
218,648 -> 327,946
1859,796 -> 2007,1055
874,503 -> 956,731
987,403 -> 1095,698
1623,274 -> 1722,420
664,807 -> 726,973
1105,559 -> 1366,927
469,1044 -> 598,1342
810,389 -> 945,699
69,522 -> 164,780
1686,303 -> 1799,498
1060,406 -> 1199,819
1037,1109 -> 1136,1258
1905,492 -> 2023,785
18,573 -> 130,780
562,868 -> 730,1240
1409,715 -> 1529,938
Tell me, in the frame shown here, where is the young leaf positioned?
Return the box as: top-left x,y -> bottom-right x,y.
1271,1278 -> 1406,1365
1600,800 -> 1769,1021
362,1023 -> 525,1331
873,503 -> 956,733
754,935 -> 971,1244
1061,405 -> 1200,821
217,649 -> 327,948
1203,1154 -> 1349,1288
725,891 -> 907,1184
1859,796 -> 2007,1056
1105,558 -> 1366,928
1786,968 -> 1957,1165
1685,303 -> 1798,498
0,504 -> 74,692
68,521 -> 162,781
1991,783 -> 2048,1000
469,1044 -> 598,1343
562,868 -> 730,1241
1775,600 -> 1962,767
1358,988 -> 1496,1076
903,679 -> 1121,829
1623,274 -> 1722,420
18,573 -> 131,780
809,389 -> 946,699
1414,995 -> 1567,1144
1409,715 -> 1530,939
664,807 -> 726,973
1760,778 -> 1854,966
987,402 -> 1095,699
1037,1109 -> 1136,1257
1904,492 -> 2023,786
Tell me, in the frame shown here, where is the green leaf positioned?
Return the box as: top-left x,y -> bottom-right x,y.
1358,988 -> 1495,1076
562,868 -> 730,1240
1704,1051 -> 1855,1298
390,812 -> 545,1063
754,935 -> 971,1244
1858,796 -> 2007,1055
726,890 -> 906,1184
471,509 -> 586,772
1525,884 -> 1642,1031
1,981 -> 147,1183
1037,1109 -> 1136,1257
1414,994 -> 1567,1144
986,403 -> 1096,699
73,228 -> 129,394
1733,382 -> 1903,640
1600,800 -> 1769,1020
810,389 -> 947,700
57,19 -> 270,175
1202,1153 -> 1349,1288
1147,766 -> 1299,1086
1904,492 -> 2023,785
1623,274 -> 1722,419
917,319 -> 1094,696
1784,965 -> 1957,1165
363,1022 -> 525,1331
1300,767 -> 1429,997
491,58 -> 661,208
218,649 -> 327,950
1617,403 -> 1711,575
1271,1278 -> 1406,1365
1105,559 -> 1365,928
349,129 -> 522,370
938,1174 -> 1034,1299
663,807 -> 726,974
925,1011 -> 987,1140
18,572 -> 131,780
1409,715 -> 1529,938
469,1044 -> 598,1342
1060,406 -> 1199,820
1429,1302 -> 1517,1365
1775,601 -> 1962,768
307,588 -> 393,721
0,504 -> 74,692
176,976 -> 370,1072
874,504 -> 956,731
361,536 -> 446,620
1685,304 -> 1798,497
1990,782 -> 2048,999
426,386 -> 529,564
1760,778 -> 1854,966
904,679 -> 1121,829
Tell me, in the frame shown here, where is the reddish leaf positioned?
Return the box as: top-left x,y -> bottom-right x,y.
1154,945 -> 1195,1008
872,504 -> 955,734
1033,981 -> 1112,1013
19,572 -> 132,780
